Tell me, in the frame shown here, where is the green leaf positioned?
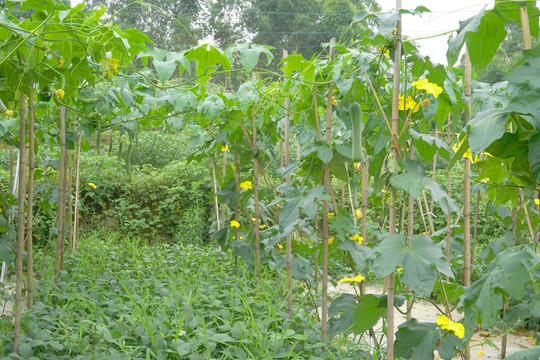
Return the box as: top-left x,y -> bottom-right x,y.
153,59 -> 177,84
410,129 -> 450,162
504,347 -> 540,360
447,9 -> 484,67
529,132 -> 540,184
372,234 -> 453,297
395,319 -> 439,360
391,160 -> 428,199
226,43 -> 274,73
468,109 -> 507,155
466,10 -> 507,71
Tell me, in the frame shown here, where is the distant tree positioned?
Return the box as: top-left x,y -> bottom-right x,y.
82,0 -> 201,51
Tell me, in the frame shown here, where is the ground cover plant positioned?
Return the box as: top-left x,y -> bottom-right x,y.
1,0 -> 540,359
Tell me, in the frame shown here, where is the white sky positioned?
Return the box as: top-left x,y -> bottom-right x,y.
376,0 -> 537,64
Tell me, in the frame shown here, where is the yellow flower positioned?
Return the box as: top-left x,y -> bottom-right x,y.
332,96 -> 338,106
339,274 -> 365,284
277,243 -> 283,250
259,224 -> 267,229
397,267 -> 403,273
3,110 -> 13,119
328,212 -> 335,219
88,182 -> 97,189
221,145 -> 229,152
230,220 -> 240,228
252,217 -> 256,222
239,236 -> 244,240
436,315 -> 465,339
328,237 -> 334,245
354,208 -> 362,219
535,199 -> 539,205
377,45 -> 390,58
101,57 -> 120,79
57,57 -> 65,68
55,89 -> 65,99
452,137 -> 479,163
477,351 -> 484,356
411,78 -> 443,98
398,94 -> 420,113
332,88 -> 339,93
381,188 -> 387,194
186,129 -> 191,132
480,178 -> 489,184
349,234 -> 363,245
240,181 -> 252,190
231,165 -> 236,170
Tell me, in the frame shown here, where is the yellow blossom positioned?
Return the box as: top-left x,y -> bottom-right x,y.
102,57 -> 120,79
328,212 -> 335,219
88,182 -> 97,189
452,138 -> 480,163
354,208 -> 362,219
535,199 -> 539,205
221,145 -> 229,152
397,267 -> 403,273
381,188 -> 387,194
377,45 -> 390,58
252,217 -> 256,222
480,178 -> 489,184
239,236 -> 244,240
411,78 -> 443,98
332,88 -> 339,93
58,57 -> 65,68
240,181 -> 252,190
230,220 -> 240,228
55,89 -> 65,99
436,315 -> 465,339
4,110 -> 13,119
328,237 -> 334,245
186,129 -> 191,132
349,234 -> 363,245
332,96 -> 338,106
259,224 -> 267,229
398,94 -> 420,113
339,274 -> 366,284
231,165 -> 236,170
477,351 -> 484,356
277,243 -> 283,250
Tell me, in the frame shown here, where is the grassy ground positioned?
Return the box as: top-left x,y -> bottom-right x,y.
0,231 -> 367,360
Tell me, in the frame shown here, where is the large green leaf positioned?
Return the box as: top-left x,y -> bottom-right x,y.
466,10 -> 507,71
504,347 -> 540,360
372,234 -> 453,297
409,129 -> 450,162
394,320 -> 439,360
529,132 -> 540,183
468,109 -> 508,155
328,294 -> 386,339
447,9 -> 485,67
225,43 -> 274,73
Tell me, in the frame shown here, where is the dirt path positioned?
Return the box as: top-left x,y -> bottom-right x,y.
330,282 -> 536,359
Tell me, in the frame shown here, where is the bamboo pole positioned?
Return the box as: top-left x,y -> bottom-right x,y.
14,91 -> 27,354
361,156 -> 369,242
252,72 -> 261,279
464,49 -> 472,360
387,2 -> 402,357
430,127 -> 438,214
321,38 -> 336,342
72,133 -> 81,252
54,106 -> 67,287
26,78 -> 35,309
220,147 -> 228,229
211,157 -> 221,230
406,145 -> 414,321
520,6 -> 532,50
67,150 -> 73,252
446,117 -> 452,282
283,49 -> 293,317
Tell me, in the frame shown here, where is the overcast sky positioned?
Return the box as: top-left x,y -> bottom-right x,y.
376,0 -> 536,64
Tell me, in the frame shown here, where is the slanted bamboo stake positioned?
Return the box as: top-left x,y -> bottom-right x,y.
9,147 -> 14,195
464,49 -> 472,360
416,198 -> 429,233
54,106 -> 67,286
211,157 -> 221,230
345,163 -> 357,228
14,91 -> 27,354
406,145 -> 414,320
422,190 -> 435,234
472,186 -> 481,263
430,127 -> 438,214
72,133 -> 81,252
252,72 -> 262,279
387,2 -> 402,357
283,50 -> 293,317
26,78 -> 35,309
446,117 -> 452,282
220,147 -> 228,229
322,38 -> 335,342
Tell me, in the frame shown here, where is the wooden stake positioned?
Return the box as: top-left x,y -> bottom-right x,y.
211,157 -> 221,230
54,106 -> 67,287
322,38 -> 336,343
446,117 -> 452,282
361,156 -> 369,243
520,6 -> 532,50
26,78 -> 35,309
14,91 -> 27,354
387,2 -> 402,357
252,72 -> 261,279
283,49 -> 293,317
464,49 -> 472,360
72,133 -> 81,252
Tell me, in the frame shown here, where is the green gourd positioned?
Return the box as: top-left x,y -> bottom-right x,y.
350,102 -> 363,171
